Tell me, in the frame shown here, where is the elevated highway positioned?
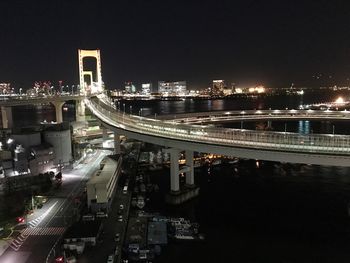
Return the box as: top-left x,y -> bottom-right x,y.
86,96 -> 350,167
159,109 -> 350,124
0,94 -> 87,128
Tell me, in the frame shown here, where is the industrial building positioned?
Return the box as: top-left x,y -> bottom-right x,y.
43,123 -> 72,165
28,143 -> 55,176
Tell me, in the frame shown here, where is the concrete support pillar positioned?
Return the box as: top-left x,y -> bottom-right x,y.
169,148 -> 181,192
52,101 -> 65,123
185,150 -> 194,186
76,99 -> 86,122
114,131 -> 121,154
267,120 -> 272,129
1,106 -> 13,129
102,127 -> 108,141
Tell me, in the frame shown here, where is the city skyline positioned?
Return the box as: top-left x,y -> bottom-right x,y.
2,1 -> 350,89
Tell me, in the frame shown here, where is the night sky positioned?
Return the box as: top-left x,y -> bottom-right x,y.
1,0 -> 350,90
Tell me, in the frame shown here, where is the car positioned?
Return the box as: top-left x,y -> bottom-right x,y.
117,215 -> 123,222
114,246 -> 119,256
96,212 -> 108,218
82,214 -> 95,221
119,204 -> 124,210
107,254 -> 114,263
114,233 -> 120,242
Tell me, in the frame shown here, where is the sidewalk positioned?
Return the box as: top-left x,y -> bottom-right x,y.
0,238 -> 13,257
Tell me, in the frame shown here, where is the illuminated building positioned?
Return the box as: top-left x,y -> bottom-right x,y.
212,80 -> 225,96
158,81 -> 187,96
141,83 -> 152,95
124,82 -> 136,94
0,83 -> 13,94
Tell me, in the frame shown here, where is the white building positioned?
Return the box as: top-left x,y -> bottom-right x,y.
141,83 -> 152,95
86,155 -> 122,213
158,81 -> 187,96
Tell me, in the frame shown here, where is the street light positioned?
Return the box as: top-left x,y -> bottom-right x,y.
130,105 -> 132,114
19,88 -> 22,96
123,103 -> 125,114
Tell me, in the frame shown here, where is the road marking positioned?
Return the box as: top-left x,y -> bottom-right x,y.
9,227 -> 66,251
9,233 -> 28,251
22,227 -> 66,236
27,201 -> 58,228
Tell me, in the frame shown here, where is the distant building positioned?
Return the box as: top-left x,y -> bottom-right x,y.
141,83 -> 152,95
0,83 -> 12,95
86,155 -> 122,213
212,80 -> 225,96
158,81 -> 187,96
125,82 -> 136,94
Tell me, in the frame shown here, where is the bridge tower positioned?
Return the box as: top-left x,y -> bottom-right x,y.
78,49 -> 103,95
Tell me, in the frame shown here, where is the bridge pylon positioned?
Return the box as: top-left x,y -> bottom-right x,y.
164,148 -> 199,205
78,49 -> 104,95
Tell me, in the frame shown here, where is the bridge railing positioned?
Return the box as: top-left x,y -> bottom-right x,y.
86,98 -> 350,155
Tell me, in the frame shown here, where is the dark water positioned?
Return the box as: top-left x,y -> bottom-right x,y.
10,91 -> 350,262
11,103 -> 76,128
148,162 -> 350,263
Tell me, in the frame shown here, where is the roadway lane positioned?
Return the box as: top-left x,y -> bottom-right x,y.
0,150 -> 110,263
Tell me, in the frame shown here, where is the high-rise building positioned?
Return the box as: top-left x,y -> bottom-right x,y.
124,82 -> 136,94
141,83 -> 152,95
158,81 -> 187,96
212,80 -> 225,96
0,83 -> 12,95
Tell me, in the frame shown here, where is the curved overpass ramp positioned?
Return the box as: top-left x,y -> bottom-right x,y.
160,109 -> 350,124
86,97 -> 350,167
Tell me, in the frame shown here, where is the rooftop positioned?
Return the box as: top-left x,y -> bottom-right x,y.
87,155 -> 121,185
64,220 -> 102,240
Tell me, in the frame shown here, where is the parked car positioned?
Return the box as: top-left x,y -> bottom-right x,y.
107,254 -> 114,263
96,212 -> 108,218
